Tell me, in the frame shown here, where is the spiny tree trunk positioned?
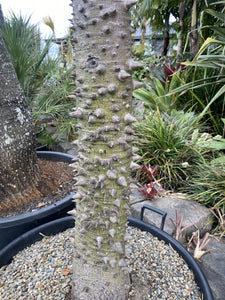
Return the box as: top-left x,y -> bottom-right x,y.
190,0 -> 199,53
70,0 -> 142,299
0,31 -> 40,212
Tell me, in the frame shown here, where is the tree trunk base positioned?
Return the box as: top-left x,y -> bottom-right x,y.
72,260 -> 130,300
0,158 -> 74,216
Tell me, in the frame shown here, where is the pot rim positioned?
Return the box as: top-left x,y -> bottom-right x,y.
0,151 -> 75,226
0,215 -> 213,300
127,216 -> 213,300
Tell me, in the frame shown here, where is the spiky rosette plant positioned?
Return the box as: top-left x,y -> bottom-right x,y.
69,0 -> 143,299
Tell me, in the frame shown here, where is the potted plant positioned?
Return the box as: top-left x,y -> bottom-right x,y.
0,151 -> 76,249
0,205 -> 213,300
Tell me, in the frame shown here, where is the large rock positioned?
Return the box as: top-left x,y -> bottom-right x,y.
129,186 -> 212,242
200,237 -> 225,300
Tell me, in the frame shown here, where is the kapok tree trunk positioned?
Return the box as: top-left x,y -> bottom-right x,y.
0,31 -> 40,212
70,0 -> 142,299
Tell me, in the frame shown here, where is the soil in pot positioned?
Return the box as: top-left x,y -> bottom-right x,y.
0,158 -> 76,218
0,225 -> 202,300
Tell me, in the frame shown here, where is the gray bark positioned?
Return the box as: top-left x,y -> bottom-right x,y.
0,31 -> 39,212
70,0 -> 141,299
190,0 -> 199,53
0,5 -> 4,29
177,1 -> 186,55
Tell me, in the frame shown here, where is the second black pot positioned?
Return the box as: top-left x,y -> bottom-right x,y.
0,151 -> 76,250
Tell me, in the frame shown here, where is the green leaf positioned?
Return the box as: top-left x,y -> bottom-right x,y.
211,26 -> 225,39
205,135 -> 225,150
211,156 -> 225,164
193,37 -> 225,59
197,85 -> 225,123
166,75 -> 221,96
211,1 -> 225,4
204,9 -> 225,24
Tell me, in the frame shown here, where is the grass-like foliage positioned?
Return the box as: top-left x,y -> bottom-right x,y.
185,162 -> 225,210
0,12 -> 56,98
31,68 -> 74,121
31,68 -> 77,146
134,109 -> 210,190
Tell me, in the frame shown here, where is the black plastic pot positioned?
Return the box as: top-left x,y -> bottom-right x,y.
36,144 -> 48,151
0,151 -> 76,250
127,204 -> 214,300
0,205 -> 213,300
0,216 -> 75,268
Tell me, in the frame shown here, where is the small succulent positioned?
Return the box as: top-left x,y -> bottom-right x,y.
138,182 -> 158,199
188,230 -> 213,260
170,210 -> 195,242
139,163 -> 158,182
138,163 -> 162,199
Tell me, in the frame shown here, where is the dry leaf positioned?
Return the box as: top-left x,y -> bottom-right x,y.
36,202 -> 45,208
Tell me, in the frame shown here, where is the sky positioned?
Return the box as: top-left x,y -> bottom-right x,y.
0,0 -> 72,38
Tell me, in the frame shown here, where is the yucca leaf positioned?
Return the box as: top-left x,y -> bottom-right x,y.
204,9 -> 225,24
211,26 -> 225,39
190,37 -> 225,60
210,1 -> 225,4
196,85 -> 225,123
166,75 -> 221,96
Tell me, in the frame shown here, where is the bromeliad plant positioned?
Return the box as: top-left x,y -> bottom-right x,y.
138,182 -> 158,199
210,206 -> 225,238
133,62 -> 188,114
170,210 -> 195,243
137,163 -> 162,199
188,230 -> 213,260
138,163 -> 158,182
132,54 -> 193,114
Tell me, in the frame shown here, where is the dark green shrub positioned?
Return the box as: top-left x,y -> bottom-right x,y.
134,110 -> 211,190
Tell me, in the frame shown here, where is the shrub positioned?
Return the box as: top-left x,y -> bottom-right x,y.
184,162 -> 225,210
134,109 -> 211,190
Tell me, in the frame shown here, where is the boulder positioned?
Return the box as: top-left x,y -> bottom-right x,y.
200,237 -> 225,300
129,186 -> 212,242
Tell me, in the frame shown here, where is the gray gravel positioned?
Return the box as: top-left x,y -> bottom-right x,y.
0,226 -> 202,299
126,227 -> 201,300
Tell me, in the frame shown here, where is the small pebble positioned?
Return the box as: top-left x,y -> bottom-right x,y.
0,226 -> 202,299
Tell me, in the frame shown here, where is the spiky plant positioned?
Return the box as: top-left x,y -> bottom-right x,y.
0,12 -> 55,98
134,110 -> 209,190
185,162 -> 225,210
69,0 -> 143,299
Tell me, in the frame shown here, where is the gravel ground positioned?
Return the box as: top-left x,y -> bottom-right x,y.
0,226 -> 202,300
